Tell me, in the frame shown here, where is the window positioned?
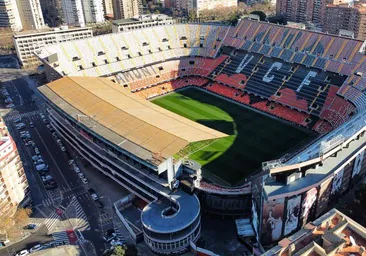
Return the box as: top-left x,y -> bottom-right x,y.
162,38 -> 168,42
116,56 -> 120,61
180,36 -> 187,40
78,65 -> 83,70
123,84 -> 128,88
97,51 -> 105,56
183,43 -> 187,48
92,62 -> 96,67
142,42 -> 149,46
72,56 -> 79,61
200,43 -> 203,47
189,61 -> 194,65
121,46 -> 128,50
104,59 -> 108,64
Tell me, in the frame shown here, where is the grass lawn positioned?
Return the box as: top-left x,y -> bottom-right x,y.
152,87 -> 316,186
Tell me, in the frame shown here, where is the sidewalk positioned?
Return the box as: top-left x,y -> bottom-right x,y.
32,245 -> 80,256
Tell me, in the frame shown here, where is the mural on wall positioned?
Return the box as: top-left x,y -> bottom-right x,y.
352,150 -> 365,178
284,195 -> 301,236
316,178 -> 332,217
331,168 -> 344,195
301,187 -> 318,226
261,198 -> 285,243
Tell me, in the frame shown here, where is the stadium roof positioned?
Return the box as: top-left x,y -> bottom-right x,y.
38,77 -> 227,160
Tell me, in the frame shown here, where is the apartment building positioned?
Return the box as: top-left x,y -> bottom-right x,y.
0,117 -> 29,218
102,0 -> 114,16
0,0 -> 22,31
13,26 -> 93,67
176,0 -> 237,16
16,0 -> 46,30
81,0 -> 105,23
323,3 -> 366,40
276,0 -> 349,26
39,0 -> 64,27
62,0 -> 104,27
112,14 -> 174,33
112,0 -> 141,19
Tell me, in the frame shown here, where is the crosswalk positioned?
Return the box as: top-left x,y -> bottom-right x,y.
100,212 -> 113,226
42,197 -> 54,207
44,211 -> 61,233
3,109 -> 43,121
114,227 -> 125,241
52,231 -> 70,245
67,196 -> 90,231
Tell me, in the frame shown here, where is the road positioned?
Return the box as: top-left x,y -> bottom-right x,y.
0,60 -> 106,255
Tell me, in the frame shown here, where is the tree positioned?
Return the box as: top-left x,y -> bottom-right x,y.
154,9 -> 160,14
250,10 -> 266,21
188,9 -> 197,21
111,245 -> 126,256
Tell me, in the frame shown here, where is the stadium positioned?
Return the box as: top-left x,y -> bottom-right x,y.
36,19 -> 366,254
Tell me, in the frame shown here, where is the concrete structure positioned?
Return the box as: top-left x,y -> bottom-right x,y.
112,14 -> 174,33
323,3 -> 366,40
13,26 -> 92,67
112,0 -> 141,19
0,0 -> 22,31
16,0 -> 46,30
0,117 -> 29,218
263,208 -> 366,256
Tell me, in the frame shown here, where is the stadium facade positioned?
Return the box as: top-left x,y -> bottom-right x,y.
36,19 -> 366,253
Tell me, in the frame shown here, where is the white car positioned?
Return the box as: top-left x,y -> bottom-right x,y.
61,146 -> 66,152
110,239 -> 125,246
81,178 -> 89,184
68,159 -> 74,165
91,193 -> 98,201
29,244 -> 43,253
16,249 -> 29,256
78,172 -> 84,178
74,166 -> 80,173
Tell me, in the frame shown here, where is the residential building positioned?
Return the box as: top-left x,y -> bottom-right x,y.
323,3 -> 366,40
16,0 -> 46,30
276,0 -> 349,27
81,0 -> 105,23
0,0 -> 22,31
177,0 -> 237,16
0,117 -> 29,218
102,0 -> 113,16
61,0 -> 86,27
39,0 -> 64,27
112,14 -> 174,33
263,208 -> 366,256
112,0 -> 141,19
61,0 -> 105,27
13,26 -> 93,67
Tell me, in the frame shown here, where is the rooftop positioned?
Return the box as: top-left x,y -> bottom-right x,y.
38,77 -> 227,161
13,26 -> 92,37
263,209 -> 366,256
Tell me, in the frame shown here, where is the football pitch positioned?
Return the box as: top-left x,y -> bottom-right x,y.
152,87 -> 316,186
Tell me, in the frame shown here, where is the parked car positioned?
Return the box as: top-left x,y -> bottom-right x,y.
6,104 -> 14,108
87,189 -> 98,201
16,123 -> 25,129
14,117 -> 21,123
61,146 -> 66,152
15,249 -> 29,256
35,163 -> 48,171
68,159 -> 74,165
110,239 -> 125,247
29,244 -> 43,253
73,166 -> 80,173
41,175 -> 53,182
78,172 -> 84,179
30,122 -> 34,128
4,98 -> 12,104
103,229 -> 116,242
81,177 -> 88,184
23,224 -> 36,230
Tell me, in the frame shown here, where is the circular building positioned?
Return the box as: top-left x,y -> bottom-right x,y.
141,192 -> 201,255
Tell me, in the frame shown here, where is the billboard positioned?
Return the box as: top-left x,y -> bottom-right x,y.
301,187 -> 318,226
284,195 -> 301,236
352,150 -> 365,178
261,198 -> 285,243
331,168 -> 344,195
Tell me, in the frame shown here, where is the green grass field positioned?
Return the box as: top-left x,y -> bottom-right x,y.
152,88 -> 316,186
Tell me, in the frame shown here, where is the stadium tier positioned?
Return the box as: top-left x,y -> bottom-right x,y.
37,19 -> 366,253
